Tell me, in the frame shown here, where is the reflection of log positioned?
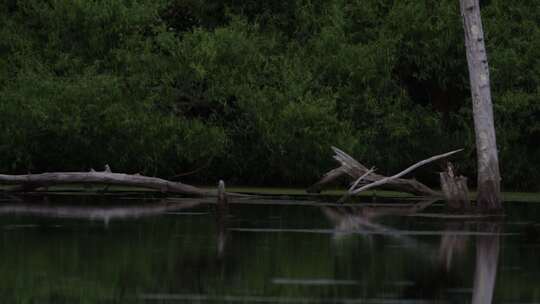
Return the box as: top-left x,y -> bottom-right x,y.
321,204 -> 434,255
0,168 -> 214,196
308,147 -> 456,197
0,200 -> 201,221
440,162 -> 470,211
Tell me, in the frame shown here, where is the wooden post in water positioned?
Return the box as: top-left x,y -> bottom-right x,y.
217,180 -> 228,208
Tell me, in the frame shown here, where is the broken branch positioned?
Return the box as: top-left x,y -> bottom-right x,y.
348,149 -> 463,197
308,147 -> 443,197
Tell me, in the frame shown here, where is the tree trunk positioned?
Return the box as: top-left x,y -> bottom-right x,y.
459,0 -> 502,211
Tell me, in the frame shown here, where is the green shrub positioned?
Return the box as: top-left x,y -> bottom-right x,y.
1,0 -> 539,189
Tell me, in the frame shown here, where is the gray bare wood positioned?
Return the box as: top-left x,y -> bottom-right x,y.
308,147 -> 441,197
347,149 -> 463,198
0,171 -> 214,196
439,163 -> 470,211
459,0 -> 502,210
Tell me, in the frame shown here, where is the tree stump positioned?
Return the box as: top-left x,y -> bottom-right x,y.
440,163 -> 470,211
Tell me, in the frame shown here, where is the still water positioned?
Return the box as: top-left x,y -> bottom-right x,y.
0,193 -> 539,303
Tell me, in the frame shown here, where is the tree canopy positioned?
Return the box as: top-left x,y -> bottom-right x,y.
1,0 -> 539,189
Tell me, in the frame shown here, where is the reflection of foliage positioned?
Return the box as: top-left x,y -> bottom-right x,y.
0,0 -> 539,188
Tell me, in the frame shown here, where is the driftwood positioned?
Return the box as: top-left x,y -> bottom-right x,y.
308,147 -> 442,197
0,166 -> 216,196
309,147 -> 463,202
346,149 -> 463,198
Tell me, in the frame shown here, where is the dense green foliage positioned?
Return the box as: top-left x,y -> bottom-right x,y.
0,0 -> 539,189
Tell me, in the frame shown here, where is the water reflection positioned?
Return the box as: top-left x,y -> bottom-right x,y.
0,195 -> 533,303
0,199 -> 202,224
472,224 -> 500,304
216,194 -> 229,259
322,202 -> 502,303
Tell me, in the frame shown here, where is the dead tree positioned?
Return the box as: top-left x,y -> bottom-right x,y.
460,0 -> 502,211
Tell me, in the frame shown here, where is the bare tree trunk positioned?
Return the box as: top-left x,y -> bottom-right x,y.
459,0 -> 502,212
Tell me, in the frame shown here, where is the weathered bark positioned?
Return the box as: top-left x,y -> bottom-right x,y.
440,162 -> 470,211
460,0 -> 502,211
0,170 -> 214,196
308,147 -> 441,197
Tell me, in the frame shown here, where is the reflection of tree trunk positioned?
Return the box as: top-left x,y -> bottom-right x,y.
472,224 -> 500,304
216,181 -> 229,259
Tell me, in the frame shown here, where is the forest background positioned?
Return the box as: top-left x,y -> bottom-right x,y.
1,0 -> 539,190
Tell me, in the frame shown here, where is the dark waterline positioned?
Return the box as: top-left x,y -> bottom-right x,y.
0,194 -> 539,303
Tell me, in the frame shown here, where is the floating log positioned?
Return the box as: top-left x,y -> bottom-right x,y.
0,166 -> 215,196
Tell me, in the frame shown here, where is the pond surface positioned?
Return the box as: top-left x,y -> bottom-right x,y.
0,193 -> 539,303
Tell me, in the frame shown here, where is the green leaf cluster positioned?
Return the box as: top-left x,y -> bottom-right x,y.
0,0 -> 538,189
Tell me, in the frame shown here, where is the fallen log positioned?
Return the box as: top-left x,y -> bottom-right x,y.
308,147 -> 448,197
346,149 -> 463,198
0,167 -> 216,196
